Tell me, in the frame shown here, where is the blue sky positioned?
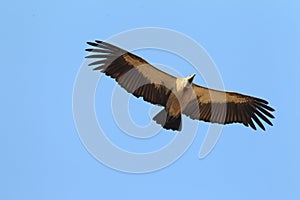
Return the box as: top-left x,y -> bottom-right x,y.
1,0 -> 300,199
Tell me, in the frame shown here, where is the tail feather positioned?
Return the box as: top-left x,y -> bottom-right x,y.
153,109 -> 182,131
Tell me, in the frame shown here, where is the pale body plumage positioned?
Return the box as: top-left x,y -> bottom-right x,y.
168,75 -> 197,117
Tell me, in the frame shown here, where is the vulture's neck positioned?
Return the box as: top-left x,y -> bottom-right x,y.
175,78 -> 190,92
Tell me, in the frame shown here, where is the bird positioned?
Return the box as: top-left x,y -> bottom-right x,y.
85,40 -> 275,131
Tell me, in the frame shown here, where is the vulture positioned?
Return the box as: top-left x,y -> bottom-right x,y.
85,40 -> 275,131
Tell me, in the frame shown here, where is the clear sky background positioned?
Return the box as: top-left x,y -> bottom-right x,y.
1,0 -> 300,199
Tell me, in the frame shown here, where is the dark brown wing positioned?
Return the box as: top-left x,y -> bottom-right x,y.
183,84 -> 275,130
85,40 -> 177,106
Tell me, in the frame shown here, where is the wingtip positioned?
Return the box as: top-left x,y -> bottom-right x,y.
265,105 -> 275,112
93,66 -> 105,71
95,40 -> 103,44
85,54 -> 94,58
85,48 -> 94,52
251,125 -> 257,131
254,97 -> 269,105
87,41 -> 100,47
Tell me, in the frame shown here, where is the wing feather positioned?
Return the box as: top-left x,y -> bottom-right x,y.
183,84 -> 275,131
85,40 -> 177,106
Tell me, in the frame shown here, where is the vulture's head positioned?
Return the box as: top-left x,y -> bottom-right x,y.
175,74 -> 196,91
187,73 -> 196,84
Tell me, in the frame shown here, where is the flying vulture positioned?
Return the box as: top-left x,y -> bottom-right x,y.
85,40 -> 275,131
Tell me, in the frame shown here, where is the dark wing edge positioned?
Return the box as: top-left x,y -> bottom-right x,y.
183,84 -> 275,131
85,40 -> 176,106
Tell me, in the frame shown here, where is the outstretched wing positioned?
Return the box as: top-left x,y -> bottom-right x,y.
183,84 -> 275,130
86,40 -> 177,106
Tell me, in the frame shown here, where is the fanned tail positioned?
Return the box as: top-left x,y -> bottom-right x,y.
153,109 -> 182,131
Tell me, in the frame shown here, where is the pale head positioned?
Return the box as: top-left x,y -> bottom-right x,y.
175,73 -> 196,91
187,73 -> 196,84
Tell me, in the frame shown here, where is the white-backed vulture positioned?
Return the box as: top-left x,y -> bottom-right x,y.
85,40 -> 275,131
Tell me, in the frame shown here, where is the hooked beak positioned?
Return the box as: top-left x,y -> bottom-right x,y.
187,74 -> 196,83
